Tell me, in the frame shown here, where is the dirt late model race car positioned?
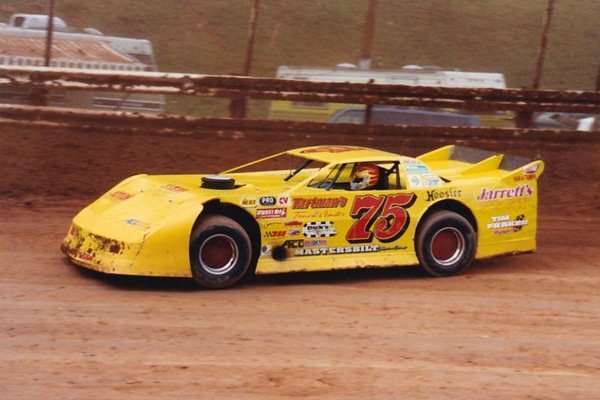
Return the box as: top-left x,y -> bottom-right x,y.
62,145 -> 544,289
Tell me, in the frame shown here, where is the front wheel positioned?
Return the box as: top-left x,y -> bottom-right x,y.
416,211 -> 476,277
190,215 -> 252,289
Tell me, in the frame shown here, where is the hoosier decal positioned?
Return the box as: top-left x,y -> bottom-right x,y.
426,188 -> 462,202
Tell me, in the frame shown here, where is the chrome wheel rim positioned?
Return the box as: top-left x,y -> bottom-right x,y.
199,234 -> 238,275
430,227 -> 465,266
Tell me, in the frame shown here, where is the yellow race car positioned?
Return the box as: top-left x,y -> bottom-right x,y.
62,145 -> 544,289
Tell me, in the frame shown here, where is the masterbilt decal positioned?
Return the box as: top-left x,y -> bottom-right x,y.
295,245 -> 379,256
477,185 -> 534,201
426,188 -> 462,202
292,197 -> 348,209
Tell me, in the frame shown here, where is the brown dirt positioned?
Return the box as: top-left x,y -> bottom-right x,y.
1,122 -> 599,399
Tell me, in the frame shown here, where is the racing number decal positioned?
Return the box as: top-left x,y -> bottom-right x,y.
346,194 -> 416,243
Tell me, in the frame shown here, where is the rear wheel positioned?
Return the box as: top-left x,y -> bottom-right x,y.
416,211 -> 476,276
190,215 -> 252,289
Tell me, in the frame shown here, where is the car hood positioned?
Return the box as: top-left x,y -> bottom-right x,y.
72,174 -> 226,241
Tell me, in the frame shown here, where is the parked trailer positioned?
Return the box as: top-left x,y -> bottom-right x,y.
269,65 -> 513,126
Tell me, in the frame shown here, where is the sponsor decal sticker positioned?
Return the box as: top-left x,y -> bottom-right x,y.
278,196 -> 290,206
282,240 -> 305,249
292,196 -> 348,209
422,173 -> 443,188
261,245 -> 272,256
259,196 -> 277,206
290,210 -> 345,219
408,174 -> 423,188
109,191 -> 131,201
295,245 -> 379,256
487,214 -> 528,234
303,221 -> 337,238
256,208 -> 287,219
161,184 -> 188,193
426,188 -> 462,202
264,230 -> 286,238
241,198 -> 257,208
477,185 -> 534,201
123,218 -> 151,230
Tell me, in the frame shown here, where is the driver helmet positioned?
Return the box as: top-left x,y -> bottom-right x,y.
351,163 -> 380,190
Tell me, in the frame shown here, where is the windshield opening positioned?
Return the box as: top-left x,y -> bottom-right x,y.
224,153 -> 325,183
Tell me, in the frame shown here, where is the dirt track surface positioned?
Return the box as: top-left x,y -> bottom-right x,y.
1,123 -> 599,398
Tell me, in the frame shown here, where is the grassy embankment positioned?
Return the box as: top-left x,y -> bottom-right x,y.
2,0 -> 598,116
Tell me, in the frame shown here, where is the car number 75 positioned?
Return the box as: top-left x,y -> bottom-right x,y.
346,194 -> 416,243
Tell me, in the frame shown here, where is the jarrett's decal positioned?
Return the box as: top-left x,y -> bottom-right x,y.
292,196 -> 348,209
477,185 -> 534,201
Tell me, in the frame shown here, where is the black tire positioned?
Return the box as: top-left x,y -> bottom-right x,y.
416,211 -> 476,277
190,215 -> 252,289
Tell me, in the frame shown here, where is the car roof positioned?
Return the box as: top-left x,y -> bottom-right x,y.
286,145 -> 406,164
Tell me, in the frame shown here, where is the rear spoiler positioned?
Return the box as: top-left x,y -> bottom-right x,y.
417,145 -> 544,181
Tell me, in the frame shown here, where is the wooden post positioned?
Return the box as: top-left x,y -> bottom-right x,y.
231,0 -> 260,119
532,0 -> 555,89
44,0 -> 55,67
360,0 -> 378,124
518,0 -> 555,128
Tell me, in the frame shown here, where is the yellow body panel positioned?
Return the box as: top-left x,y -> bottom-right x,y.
62,145 -> 544,279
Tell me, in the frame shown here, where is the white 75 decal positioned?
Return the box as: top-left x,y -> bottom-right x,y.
346,194 -> 416,243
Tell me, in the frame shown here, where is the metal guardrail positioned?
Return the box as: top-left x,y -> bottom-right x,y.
0,66 -> 599,113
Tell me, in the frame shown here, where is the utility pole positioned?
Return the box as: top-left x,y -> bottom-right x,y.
44,0 -> 55,67
359,0 -> 378,70
31,0 -> 55,106
532,0 -> 555,89
230,0 -> 260,118
517,0 -> 555,128
360,0 -> 378,125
